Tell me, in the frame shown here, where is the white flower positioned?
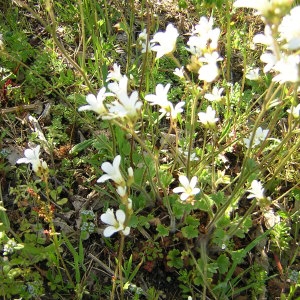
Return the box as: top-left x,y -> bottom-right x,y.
233,0 -> 274,17
187,36 -> 206,56
145,83 -> 171,108
233,0 -> 272,11
193,17 -> 220,51
233,0 -> 293,22
78,87 -> 113,115
263,208 -> 280,229
100,209 -> 130,237
272,55 -> 300,84
105,76 -> 142,120
17,145 -> 48,174
107,75 -> 129,100
260,52 -> 278,73
247,180 -> 265,200
173,67 -> 184,78
170,102 -> 185,120
253,25 -> 274,47
198,52 -> 221,82
287,104 -> 300,118
204,86 -> 224,102
104,91 -> 142,120
106,63 -> 123,82
246,68 -> 260,80
151,24 -> 179,59
243,127 -> 269,148
145,83 -> 184,120
97,155 -> 125,186
198,106 -> 219,127
173,175 -> 200,201
278,6 -> 300,50
187,17 -> 220,55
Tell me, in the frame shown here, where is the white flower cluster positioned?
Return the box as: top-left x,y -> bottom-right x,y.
79,65 -> 142,125
187,17 -> 222,83
234,1 -> 300,84
98,155 -> 133,237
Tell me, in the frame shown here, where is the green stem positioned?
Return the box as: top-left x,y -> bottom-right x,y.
78,0 -> 86,70
44,177 -> 75,287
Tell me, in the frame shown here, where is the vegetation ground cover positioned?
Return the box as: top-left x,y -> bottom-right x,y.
0,0 -> 299,299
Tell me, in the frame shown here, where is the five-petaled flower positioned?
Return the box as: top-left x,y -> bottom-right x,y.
78,87 -> 113,115
198,52 -> 222,82
104,76 -> 142,122
243,127 -> 269,148
247,180 -> 265,200
100,208 -> 130,237
97,155 -> 125,186
17,145 -> 48,175
272,55 -> 300,84
106,63 -> 123,82
145,83 -> 184,120
150,24 -> 179,59
173,175 -> 200,203
198,106 -> 219,127
279,6 -> 300,50
204,86 -> 224,102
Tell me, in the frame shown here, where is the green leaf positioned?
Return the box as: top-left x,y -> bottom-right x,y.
185,215 -> 200,227
156,224 -> 169,237
0,208 -> 10,231
128,215 -> 138,228
196,194 -> 214,212
217,254 -> 230,275
211,191 -> 226,207
167,249 -> 183,269
173,201 -> 187,219
69,138 -> 94,155
245,158 -> 258,176
181,225 -> 199,239
115,126 -> 130,156
159,168 -> 174,188
56,198 -> 68,205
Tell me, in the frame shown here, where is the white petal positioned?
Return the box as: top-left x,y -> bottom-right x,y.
97,174 -> 111,183
86,94 -> 97,106
113,155 -> 121,169
101,162 -> 114,174
173,187 -> 185,193
122,226 -> 130,235
116,209 -> 126,224
192,188 -> 200,195
179,175 -> 190,189
190,176 -> 198,189
180,193 -> 189,201
101,209 -> 117,226
16,158 -> 30,164
78,105 -> 92,112
103,226 -> 119,237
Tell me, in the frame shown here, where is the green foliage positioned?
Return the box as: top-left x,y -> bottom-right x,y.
1,0 -> 300,298
167,249 -> 183,269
